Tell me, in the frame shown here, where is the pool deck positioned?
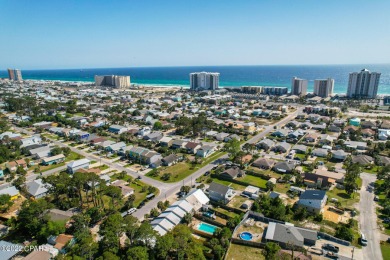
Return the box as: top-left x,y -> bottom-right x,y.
233,218 -> 266,243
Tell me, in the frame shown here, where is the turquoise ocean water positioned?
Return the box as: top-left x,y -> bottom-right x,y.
1,65 -> 390,94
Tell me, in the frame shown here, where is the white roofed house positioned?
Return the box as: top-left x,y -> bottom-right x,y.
105,142 -> 126,153
20,135 -> 42,148
67,159 -> 91,174
25,179 -> 52,199
196,145 -> 215,158
184,189 -> 210,211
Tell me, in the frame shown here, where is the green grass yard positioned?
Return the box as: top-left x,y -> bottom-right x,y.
381,241 -> 390,260
238,174 -> 267,189
146,151 -> 226,183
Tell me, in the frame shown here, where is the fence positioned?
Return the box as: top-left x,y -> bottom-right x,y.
318,232 -> 351,246
193,213 -> 226,228
209,201 -> 246,215
210,174 -> 268,191
230,238 -> 265,248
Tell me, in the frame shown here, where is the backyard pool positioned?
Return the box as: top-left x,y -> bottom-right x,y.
240,232 -> 253,241
197,222 -> 218,235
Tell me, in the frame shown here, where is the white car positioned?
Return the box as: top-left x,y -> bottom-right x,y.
127,208 -> 137,215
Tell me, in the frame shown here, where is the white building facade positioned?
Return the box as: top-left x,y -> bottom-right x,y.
291,77 -> 308,96
314,78 -> 334,98
190,72 -> 219,91
347,69 -> 381,99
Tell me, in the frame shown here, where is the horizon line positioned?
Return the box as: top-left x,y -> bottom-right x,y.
1,63 -> 390,71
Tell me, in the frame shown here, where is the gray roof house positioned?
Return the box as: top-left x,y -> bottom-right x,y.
215,132 -> 230,141
312,148 -> 328,158
273,142 -> 291,153
162,154 -> 180,166
257,139 -> 275,150
273,161 -> 295,173
252,158 -> 275,169
25,179 -> 52,199
265,222 -> 317,248
220,166 -> 244,179
298,190 -> 327,214
208,182 -> 235,204
292,144 -> 308,154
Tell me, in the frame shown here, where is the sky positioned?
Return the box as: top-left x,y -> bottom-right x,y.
1,0 -> 390,69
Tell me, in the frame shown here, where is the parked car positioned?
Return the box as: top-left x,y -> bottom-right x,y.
322,244 -> 339,253
204,171 -> 210,176
325,252 -> 338,259
127,208 -> 137,215
360,233 -> 368,246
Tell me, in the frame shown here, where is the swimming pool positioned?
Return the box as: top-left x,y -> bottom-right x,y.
240,232 -> 253,241
197,222 -> 218,234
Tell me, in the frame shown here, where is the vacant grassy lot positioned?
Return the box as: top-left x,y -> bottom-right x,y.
65,151 -> 85,162
212,178 -> 246,191
147,151 -> 226,183
326,187 -> 360,208
225,243 -> 264,260
238,174 -> 267,189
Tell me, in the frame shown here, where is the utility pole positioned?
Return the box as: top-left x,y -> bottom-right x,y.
351,246 -> 355,260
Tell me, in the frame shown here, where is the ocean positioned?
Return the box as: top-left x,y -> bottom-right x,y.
1,64 -> 390,94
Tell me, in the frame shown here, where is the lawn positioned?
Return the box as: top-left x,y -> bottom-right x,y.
32,162 -> 65,173
326,187 -> 360,209
147,151 -> 226,183
212,178 -> 246,191
238,174 -> 267,189
274,183 -> 291,194
225,243 -> 264,260
381,241 -> 390,260
65,151 -> 85,162
363,165 -> 382,174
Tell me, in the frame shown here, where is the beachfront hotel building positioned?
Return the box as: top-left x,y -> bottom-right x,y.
190,72 -> 219,91
314,78 -> 334,98
94,75 -> 131,88
241,86 -> 288,96
291,77 -> 308,96
347,69 -> 381,99
7,69 -> 22,81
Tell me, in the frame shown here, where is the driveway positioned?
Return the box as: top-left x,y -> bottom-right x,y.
358,173 -> 383,260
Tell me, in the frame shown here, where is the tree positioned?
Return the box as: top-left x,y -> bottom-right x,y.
127,246 -> 149,260
161,173 -> 171,181
155,233 -> 175,259
51,146 -> 63,156
225,138 -> 241,162
150,208 -> 159,218
0,194 -> 13,213
182,213 -> 192,224
180,185 -> 191,194
153,121 -> 163,130
335,225 -> 354,242
263,242 -> 281,260
266,181 -> 275,191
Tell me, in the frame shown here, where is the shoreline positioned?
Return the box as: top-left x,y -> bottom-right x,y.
3,78 -> 389,96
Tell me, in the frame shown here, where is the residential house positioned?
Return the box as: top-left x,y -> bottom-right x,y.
304,133 -> 318,143
265,222 -> 317,248
272,142 -> 291,153
208,182 -> 235,204
67,159 -> 90,174
297,190 -> 327,214
332,150 -> 348,160
108,125 -> 128,134
352,155 -> 373,166
144,132 -> 163,142
111,180 -> 134,197
292,144 -> 308,154
243,122 -> 256,133
171,139 -> 187,149
0,241 -> 23,260
361,129 -> 375,138
344,141 -> 367,150
25,179 -> 52,199
303,173 -> 334,190
20,135 -> 42,148
184,189 -> 210,211
6,159 -> 28,172
106,142 -> 126,153
273,161 -> 295,174
361,120 -> 376,129
159,136 -> 173,147
252,158 -> 275,169
162,154 -> 180,166
328,124 -> 341,133
243,185 -> 260,197
215,132 -> 230,141
318,135 -> 334,146
257,139 -> 275,151
378,156 -> 390,166
0,186 -> 20,201
220,166 -> 244,179
98,140 -> 116,150
196,145 -> 215,158
271,129 -> 289,138
287,130 -> 305,140
224,134 -> 241,142
185,142 -> 201,154
312,148 -> 328,158
29,145 -> 51,159
378,129 -> 390,140
42,154 -> 65,165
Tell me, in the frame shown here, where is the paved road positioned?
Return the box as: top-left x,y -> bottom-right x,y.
358,173 -> 382,260
10,109 -> 300,221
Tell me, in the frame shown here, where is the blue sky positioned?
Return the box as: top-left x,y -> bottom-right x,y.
1,0 -> 389,69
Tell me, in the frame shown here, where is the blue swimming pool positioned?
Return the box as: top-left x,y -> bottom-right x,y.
240,232 -> 253,241
197,222 -> 218,234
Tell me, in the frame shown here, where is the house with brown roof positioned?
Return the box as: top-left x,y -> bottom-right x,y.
303,173 -> 335,190
220,166 -> 245,179
185,141 -> 201,154
361,128 -> 375,137
344,125 -> 359,133
252,158 -> 275,169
